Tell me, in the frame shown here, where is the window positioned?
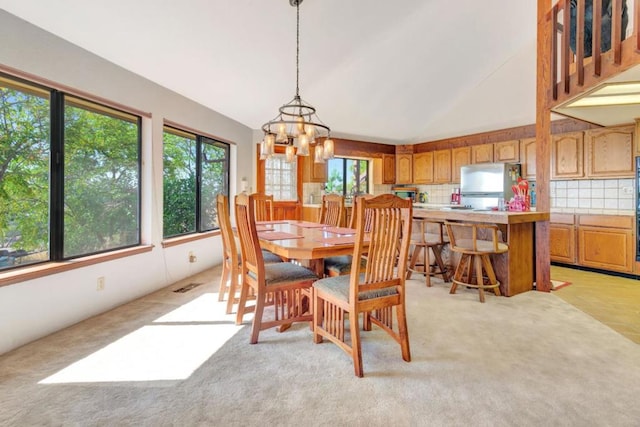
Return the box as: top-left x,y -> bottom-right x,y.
326,158 -> 369,197
0,74 -> 141,271
264,154 -> 297,200
163,126 -> 229,238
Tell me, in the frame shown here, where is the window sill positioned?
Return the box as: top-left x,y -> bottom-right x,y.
0,245 -> 154,288
161,230 -> 220,248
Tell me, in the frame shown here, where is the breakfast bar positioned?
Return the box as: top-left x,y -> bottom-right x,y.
412,208 -> 550,297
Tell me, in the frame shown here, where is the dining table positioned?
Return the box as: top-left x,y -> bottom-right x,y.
255,220 -> 359,276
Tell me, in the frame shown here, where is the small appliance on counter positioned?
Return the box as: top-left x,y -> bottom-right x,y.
450,188 -> 461,205
392,186 -> 418,203
459,163 -> 521,210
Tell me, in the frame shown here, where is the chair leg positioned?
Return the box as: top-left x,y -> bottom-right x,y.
225,271 -> 237,315
406,245 -> 421,279
424,246 -> 432,287
350,312 -> 364,378
474,255 -> 485,303
396,304 -> 411,362
313,291 -> 323,343
218,261 -> 230,302
481,255 -> 502,297
250,294 -> 266,344
235,280 -> 250,325
432,244 -> 450,282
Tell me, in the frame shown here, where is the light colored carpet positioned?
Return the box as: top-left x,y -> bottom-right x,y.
1,266 -> 640,426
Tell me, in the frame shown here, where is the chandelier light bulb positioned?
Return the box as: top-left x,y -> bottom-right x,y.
276,122 -> 288,142
285,144 -> 296,162
323,138 -> 334,159
265,133 -> 276,155
297,134 -> 310,156
314,144 -> 325,163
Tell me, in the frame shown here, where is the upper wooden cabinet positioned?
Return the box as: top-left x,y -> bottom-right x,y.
413,152 -> 434,184
471,144 -> 494,163
584,125 -> 635,178
551,132 -> 584,179
433,150 -> 452,183
494,140 -> 520,163
373,154 -> 396,184
520,138 -> 537,180
451,146 -> 471,183
395,154 -> 413,184
302,150 -> 327,183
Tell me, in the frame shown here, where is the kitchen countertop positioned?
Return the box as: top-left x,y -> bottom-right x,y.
412,207 -> 549,225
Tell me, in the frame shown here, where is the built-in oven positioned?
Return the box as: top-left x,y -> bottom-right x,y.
636,157 -> 640,261
392,186 -> 418,203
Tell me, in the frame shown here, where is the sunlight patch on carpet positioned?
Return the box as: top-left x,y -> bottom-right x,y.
40,294 -> 242,384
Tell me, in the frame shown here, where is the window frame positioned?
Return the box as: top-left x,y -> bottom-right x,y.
162,125 -> 230,239
327,157 -> 370,198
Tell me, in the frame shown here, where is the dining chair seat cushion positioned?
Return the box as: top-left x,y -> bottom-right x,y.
454,239 -> 508,254
262,249 -> 284,264
323,255 -> 366,276
313,274 -> 398,303
249,262 -> 318,286
236,250 -> 283,265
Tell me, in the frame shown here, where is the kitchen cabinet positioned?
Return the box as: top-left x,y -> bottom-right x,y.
302,150 -> 327,183
577,215 -> 634,273
395,154 -> 413,184
302,206 -> 320,222
549,213 -> 576,264
433,149 -> 451,183
471,144 -> 494,164
494,140 -> 520,163
520,137 -> 537,180
413,152 -> 434,184
584,125 -> 635,178
373,154 -> 396,184
451,146 -> 471,183
551,131 -> 584,179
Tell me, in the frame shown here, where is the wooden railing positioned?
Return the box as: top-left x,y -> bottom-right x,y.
550,0 -> 640,107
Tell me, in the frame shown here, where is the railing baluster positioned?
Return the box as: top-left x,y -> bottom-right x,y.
594,0 -> 603,75
552,3 -> 559,100
563,0 -> 571,94
577,0 -> 585,85
613,0 -> 623,64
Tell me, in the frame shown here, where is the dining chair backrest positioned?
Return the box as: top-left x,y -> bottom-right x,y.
319,194 -> 344,226
252,193 -> 274,222
217,194 -> 237,266
350,194 -> 412,303
235,193 -> 264,280
348,194 -> 375,229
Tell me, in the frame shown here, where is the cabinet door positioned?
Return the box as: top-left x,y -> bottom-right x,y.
382,154 -> 396,183
549,224 -> 576,264
471,144 -> 494,163
520,138 -> 537,180
494,140 -> 520,163
585,126 -> 634,178
451,146 -> 471,183
395,154 -> 413,184
551,132 -> 583,179
578,226 -> 634,273
433,149 -> 451,183
413,152 -> 434,184
302,151 -> 327,183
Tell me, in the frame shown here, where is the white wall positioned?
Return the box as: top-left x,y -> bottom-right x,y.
0,10 -> 255,355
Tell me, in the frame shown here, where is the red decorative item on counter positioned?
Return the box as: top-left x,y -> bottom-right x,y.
508,178 -> 530,212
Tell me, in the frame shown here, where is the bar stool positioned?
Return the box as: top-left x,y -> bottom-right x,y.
406,218 -> 450,287
444,221 -> 508,303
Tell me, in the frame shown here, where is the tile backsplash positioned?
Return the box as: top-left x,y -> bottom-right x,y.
551,178 -> 635,215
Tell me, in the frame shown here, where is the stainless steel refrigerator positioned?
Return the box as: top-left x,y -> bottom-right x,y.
459,163 -> 521,210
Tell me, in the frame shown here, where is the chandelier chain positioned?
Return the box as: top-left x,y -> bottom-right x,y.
295,1 -> 300,99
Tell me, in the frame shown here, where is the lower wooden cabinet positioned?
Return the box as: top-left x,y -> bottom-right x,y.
551,214 -> 635,274
577,215 -> 634,273
550,214 -> 576,264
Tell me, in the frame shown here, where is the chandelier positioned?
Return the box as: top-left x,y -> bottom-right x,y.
260,0 -> 334,164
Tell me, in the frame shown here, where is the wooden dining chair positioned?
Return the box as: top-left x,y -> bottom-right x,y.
252,192 -> 274,221
318,194 -> 345,226
312,194 -> 413,377
323,194 -> 375,277
235,193 -> 318,343
216,194 -> 282,316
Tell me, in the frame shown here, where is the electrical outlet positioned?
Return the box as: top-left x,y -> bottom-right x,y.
97,276 -> 105,291
623,186 -> 634,195
188,251 -> 197,263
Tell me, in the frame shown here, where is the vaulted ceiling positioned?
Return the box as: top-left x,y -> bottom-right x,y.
0,0 -> 539,144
